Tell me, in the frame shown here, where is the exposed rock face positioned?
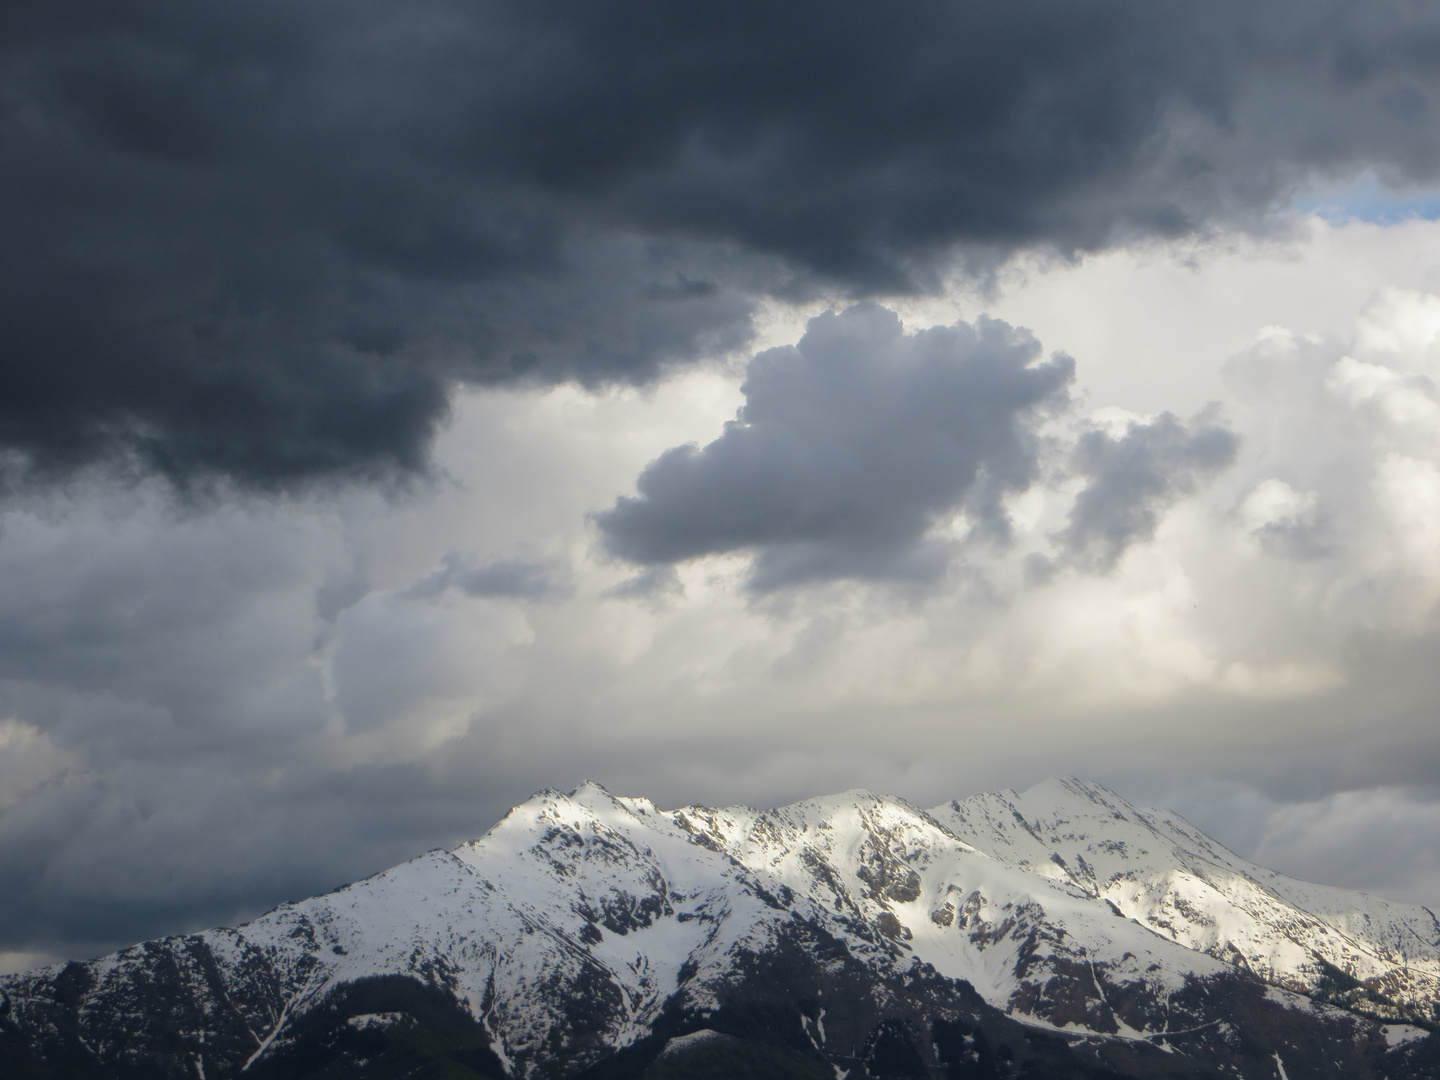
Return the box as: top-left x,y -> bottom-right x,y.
1,779 -> 1437,1079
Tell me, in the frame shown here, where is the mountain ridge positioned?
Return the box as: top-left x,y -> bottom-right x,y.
2,777 -> 1437,1079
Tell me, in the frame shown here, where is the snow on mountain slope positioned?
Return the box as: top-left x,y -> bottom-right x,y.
931,778 -> 1440,1020
662,787 -> 1237,1015
2,779 -> 1436,1080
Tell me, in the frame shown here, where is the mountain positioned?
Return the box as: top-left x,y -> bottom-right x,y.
2,778 -> 1437,1079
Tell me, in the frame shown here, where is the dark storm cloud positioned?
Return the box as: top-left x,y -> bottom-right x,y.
0,1 -> 768,490
7,1 -> 1440,488
595,304 -> 1073,588
1059,409 -> 1239,569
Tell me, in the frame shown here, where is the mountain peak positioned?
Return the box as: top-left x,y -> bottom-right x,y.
4,781 -> 1437,1080
570,778 -> 613,797
1007,775 -> 1132,809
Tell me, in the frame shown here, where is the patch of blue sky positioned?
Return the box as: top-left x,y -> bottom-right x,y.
1292,173 -> 1440,224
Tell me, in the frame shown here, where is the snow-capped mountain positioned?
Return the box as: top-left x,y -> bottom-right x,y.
2,779 -> 1437,1079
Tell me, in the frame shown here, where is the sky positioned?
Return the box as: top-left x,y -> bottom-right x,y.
4,0 -> 1440,972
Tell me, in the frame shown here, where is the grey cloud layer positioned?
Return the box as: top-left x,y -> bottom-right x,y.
595,305 -> 1074,588
9,0 -> 1440,486
0,489 -> 549,955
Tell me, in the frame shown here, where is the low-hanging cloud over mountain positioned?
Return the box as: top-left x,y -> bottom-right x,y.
8,0 -> 1440,487
3,241 -> 1440,963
